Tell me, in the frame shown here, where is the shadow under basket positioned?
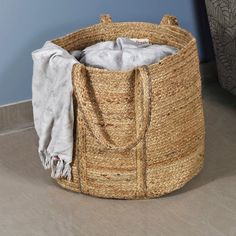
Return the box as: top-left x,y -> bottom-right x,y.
52,14 -> 205,199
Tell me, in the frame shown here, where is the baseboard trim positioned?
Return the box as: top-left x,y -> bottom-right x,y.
0,100 -> 34,134
0,61 -> 218,134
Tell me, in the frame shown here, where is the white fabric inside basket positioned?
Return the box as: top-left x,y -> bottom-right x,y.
71,37 -> 178,71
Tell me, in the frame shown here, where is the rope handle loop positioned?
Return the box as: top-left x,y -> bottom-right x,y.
100,14 -> 112,24
160,15 -> 179,26
73,64 -> 151,152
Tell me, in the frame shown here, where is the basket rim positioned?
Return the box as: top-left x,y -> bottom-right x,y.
53,21 -> 197,74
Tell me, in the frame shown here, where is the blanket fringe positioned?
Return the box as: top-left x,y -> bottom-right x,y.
39,151 -> 72,181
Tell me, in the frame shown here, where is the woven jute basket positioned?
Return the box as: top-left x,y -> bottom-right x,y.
52,14 -> 205,199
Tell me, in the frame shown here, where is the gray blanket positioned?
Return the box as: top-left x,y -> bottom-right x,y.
32,41 -> 77,180
71,37 -> 177,71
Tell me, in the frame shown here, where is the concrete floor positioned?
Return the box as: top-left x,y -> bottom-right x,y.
0,83 -> 235,236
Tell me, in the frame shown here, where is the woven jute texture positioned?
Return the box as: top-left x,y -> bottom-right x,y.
52,14 -> 205,199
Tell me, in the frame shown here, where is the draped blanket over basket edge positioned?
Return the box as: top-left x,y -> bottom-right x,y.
32,41 -> 78,180
48,14 -> 204,199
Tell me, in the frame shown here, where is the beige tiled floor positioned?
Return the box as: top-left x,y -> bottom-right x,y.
0,83 -> 235,236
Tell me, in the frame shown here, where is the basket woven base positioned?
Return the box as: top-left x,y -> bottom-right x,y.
56,146 -> 204,199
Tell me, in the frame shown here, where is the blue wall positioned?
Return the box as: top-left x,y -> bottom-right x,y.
0,0 -> 214,105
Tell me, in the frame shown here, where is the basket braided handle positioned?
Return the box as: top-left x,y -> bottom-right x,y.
73,64 -> 151,152
160,15 -> 179,26
100,14 -> 112,23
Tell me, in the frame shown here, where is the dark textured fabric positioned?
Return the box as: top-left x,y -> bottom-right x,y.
205,0 -> 236,95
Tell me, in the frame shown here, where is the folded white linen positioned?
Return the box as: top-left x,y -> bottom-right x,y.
32,41 -> 78,180
71,37 -> 178,71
